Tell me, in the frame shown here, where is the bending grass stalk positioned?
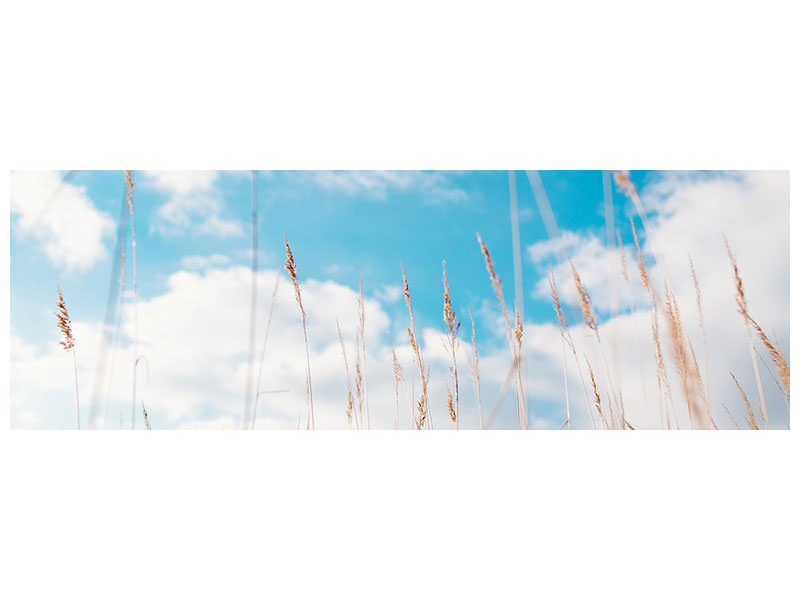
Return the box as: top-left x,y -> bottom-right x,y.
632,219 -> 674,428
476,233 -> 527,429
548,273 -> 595,429
358,278 -> 370,429
104,240 -> 126,428
401,263 -> 430,430
56,286 -> 80,429
387,333 -> 404,430
568,259 -> 623,426
442,261 -> 461,428
688,256 -> 712,428
721,403 -> 742,430
284,234 -> 314,430
124,171 -> 139,430
354,335 -> 363,426
663,284 -> 705,428
135,355 -> 151,430
586,358 -> 610,430
253,272 -> 281,429
730,372 -> 759,430
337,320 -> 358,429
725,238 -> 769,428
618,229 -> 648,427
467,310 -> 483,430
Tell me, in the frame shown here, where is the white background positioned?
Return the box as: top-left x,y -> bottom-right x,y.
1,1 -> 797,598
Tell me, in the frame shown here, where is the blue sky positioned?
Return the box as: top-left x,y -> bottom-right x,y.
9,170 -> 790,429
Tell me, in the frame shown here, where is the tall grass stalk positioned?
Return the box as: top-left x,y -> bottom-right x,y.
387,333 -> 404,430
467,310 -> 483,430
548,273 -> 595,428
337,320 -> 358,429
401,263 -> 430,429
568,259 -> 623,427
689,256 -> 712,427
442,261 -> 461,428
284,235 -> 314,429
477,233 -> 527,429
56,286 -> 80,429
358,279 -> 370,429
253,271 -> 281,429
725,239 -> 769,428
618,229 -> 648,427
124,171 -> 138,429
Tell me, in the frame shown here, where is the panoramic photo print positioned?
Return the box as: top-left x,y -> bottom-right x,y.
9,170 -> 789,430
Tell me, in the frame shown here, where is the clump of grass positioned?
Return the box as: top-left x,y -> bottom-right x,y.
401,263 -> 429,430
56,286 -> 80,429
284,234 -> 314,429
442,261 -> 461,428
663,283 -> 707,428
477,233 -> 527,429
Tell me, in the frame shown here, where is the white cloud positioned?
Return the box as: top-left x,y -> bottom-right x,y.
525,171 -> 790,429
180,254 -> 231,270
10,171 -> 789,430
311,170 -> 468,203
528,230 -> 647,314
10,262 -> 539,430
144,170 -> 244,238
10,171 -> 115,272
374,284 -> 402,304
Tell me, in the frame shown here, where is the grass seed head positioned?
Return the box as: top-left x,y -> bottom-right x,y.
55,286 -> 75,351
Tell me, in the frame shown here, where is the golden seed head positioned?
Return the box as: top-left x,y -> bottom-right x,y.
447,386 -> 456,423
442,261 -> 460,338
513,306 -> 523,348
55,286 -> 75,351
568,260 -> 597,332
124,170 -> 135,214
613,170 -> 637,200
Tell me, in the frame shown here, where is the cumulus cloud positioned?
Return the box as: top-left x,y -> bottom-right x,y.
311,170 -> 468,203
10,261 -> 542,430
10,171 -> 789,430
526,171 -> 790,429
528,230 -> 647,313
10,171 -> 115,272
145,170 -> 244,238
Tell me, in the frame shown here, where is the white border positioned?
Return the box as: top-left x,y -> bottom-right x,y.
2,2 -> 797,599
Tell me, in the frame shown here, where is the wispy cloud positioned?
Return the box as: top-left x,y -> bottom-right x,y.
180,254 -> 231,270
10,171 -> 115,272
310,170 -> 468,203
145,170 -> 244,238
